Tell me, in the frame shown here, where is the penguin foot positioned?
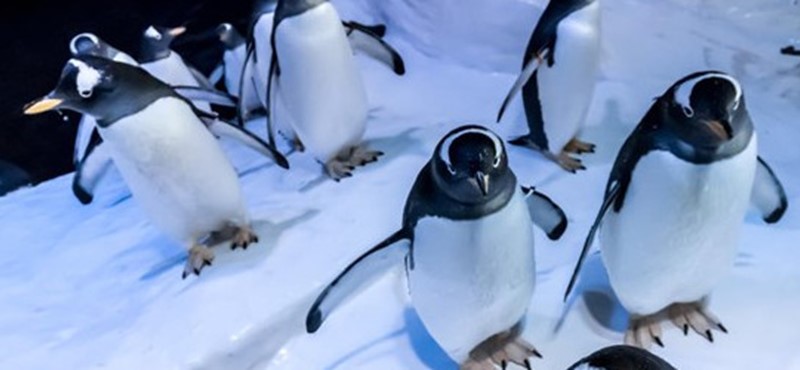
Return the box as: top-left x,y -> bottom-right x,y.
624,314 -> 664,349
324,159 -> 356,181
463,332 -> 541,370
231,226 -> 259,250
551,152 -> 586,173
667,302 -> 727,343
182,245 -> 215,279
564,139 -> 596,155
346,145 -> 383,167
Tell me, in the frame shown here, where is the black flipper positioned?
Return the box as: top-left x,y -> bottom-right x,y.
496,49 -> 549,122
522,186 -> 567,240
237,45 -> 257,126
343,21 -> 405,75
751,156 -> 788,223
173,86 -> 238,108
306,229 -> 412,333
72,136 -> 114,205
564,181 -> 621,301
264,54 -> 279,148
196,111 -> 289,169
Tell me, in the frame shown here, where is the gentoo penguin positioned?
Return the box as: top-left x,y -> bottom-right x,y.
217,23 -> 263,119
306,125 -> 569,369
564,71 -> 788,348
567,345 -> 676,370
497,0 -> 601,173
24,56 -> 269,278
67,33 -> 282,205
140,25 -> 215,95
256,0 -> 405,178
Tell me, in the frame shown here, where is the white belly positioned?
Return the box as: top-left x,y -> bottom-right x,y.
142,52 -> 210,111
274,3 -> 368,162
601,136 -> 758,315
410,190 -> 536,363
537,1 -> 600,153
98,98 -> 247,245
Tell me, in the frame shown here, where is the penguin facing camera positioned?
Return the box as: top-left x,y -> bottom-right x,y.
567,345 -> 676,370
565,71 -> 788,348
497,0 -> 601,173
305,125 -> 569,369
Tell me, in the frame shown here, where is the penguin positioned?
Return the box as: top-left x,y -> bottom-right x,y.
497,0 -> 601,173
567,345 -> 676,370
217,23 -> 263,119
564,71 -> 788,348
140,25 -> 216,99
67,33 -> 281,205
253,0 -> 405,178
24,56 -> 279,277
305,125 -> 569,369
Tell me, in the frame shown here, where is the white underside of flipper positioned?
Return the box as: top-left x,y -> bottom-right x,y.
98,97 -> 247,245
410,189 -> 536,363
601,136 -> 758,315
274,3 -> 368,162
536,1 -> 600,153
142,52 -> 210,111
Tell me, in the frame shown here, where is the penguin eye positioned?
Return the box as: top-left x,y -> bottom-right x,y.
79,89 -> 93,98
732,99 -> 740,111
682,106 -> 694,117
493,156 -> 501,168
446,164 -> 457,176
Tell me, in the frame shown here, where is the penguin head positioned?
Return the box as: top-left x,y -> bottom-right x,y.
24,56 -> 168,123
432,125 -> 510,203
667,72 -> 745,148
70,33 -> 105,57
140,25 -> 185,63
217,23 -> 245,50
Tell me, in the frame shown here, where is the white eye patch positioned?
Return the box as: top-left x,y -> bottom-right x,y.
69,32 -> 99,55
674,72 -> 742,112
69,59 -> 102,98
438,127 -> 504,170
145,26 -> 162,40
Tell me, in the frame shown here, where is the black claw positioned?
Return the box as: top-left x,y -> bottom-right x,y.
501,360 -> 507,370
182,271 -> 188,279
193,268 -> 200,275
532,349 -> 542,358
376,151 -> 385,156
683,324 -> 689,335
204,260 -> 212,267
705,330 -> 714,343
524,358 -> 532,370
253,236 -> 260,243
718,323 -> 728,333
654,336 -> 664,348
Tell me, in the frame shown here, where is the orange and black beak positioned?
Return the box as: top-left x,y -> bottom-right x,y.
23,95 -> 63,115
702,119 -> 733,141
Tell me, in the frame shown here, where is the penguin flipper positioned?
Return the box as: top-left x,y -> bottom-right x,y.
306,229 -> 412,334
564,181 -> 622,301
208,63 -> 225,86
343,21 -> 405,75
751,156 -> 788,223
522,186 -> 567,240
173,86 -> 238,108
202,115 -> 290,169
496,49 -> 550,122
265,54 -> 279,148
237,46 -> 258,126
74,116 -> 98,165
73,138 -> 114,205
187,65 -> 216,90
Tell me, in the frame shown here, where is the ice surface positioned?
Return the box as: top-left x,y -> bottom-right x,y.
1,0 -> 799,369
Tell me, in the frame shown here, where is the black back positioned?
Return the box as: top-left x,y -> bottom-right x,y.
402,125 -> 517,229
606,71 -> 753,213
46,56 -> 174,126
567,345 -> 676,370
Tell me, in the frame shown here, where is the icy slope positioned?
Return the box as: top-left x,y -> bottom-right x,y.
1,0 -> 799,369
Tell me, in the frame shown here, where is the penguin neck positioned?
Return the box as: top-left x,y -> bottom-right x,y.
429,166 -> 518,221
140,47 -> 172,64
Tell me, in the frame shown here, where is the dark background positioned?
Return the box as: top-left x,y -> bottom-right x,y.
0,0 -> 253,190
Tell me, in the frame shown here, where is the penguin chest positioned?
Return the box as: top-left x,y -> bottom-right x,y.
274,3 -> 368,161
409,191 -> 536,362
532,1 -> 600,153
601,137 -> 758,315
99,98 -> 245,243
143,53 -> 210,111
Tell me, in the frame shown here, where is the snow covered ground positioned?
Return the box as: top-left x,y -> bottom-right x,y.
1,0 -> 799,369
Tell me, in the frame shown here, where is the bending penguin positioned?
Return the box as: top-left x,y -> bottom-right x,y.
564,71 -> 788,348
567,345 -> 676,370
259,0 -> 405,179
24,56 -> 274,278
306,125 -> 569,369
497,0 -> 600,172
